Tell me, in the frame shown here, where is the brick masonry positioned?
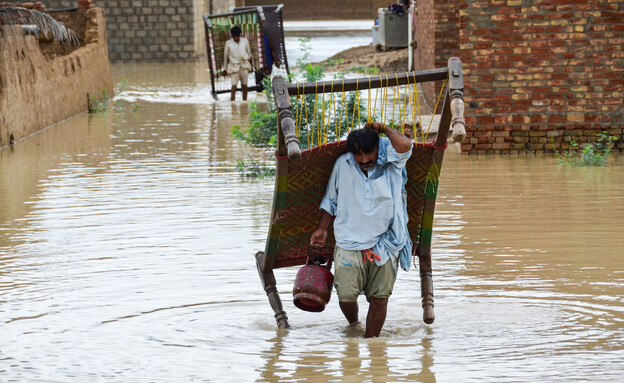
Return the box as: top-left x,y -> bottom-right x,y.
45,0 -> 238,61
44,0 -> 382,62
415,0 -> 624,154
414,0 -> 436,111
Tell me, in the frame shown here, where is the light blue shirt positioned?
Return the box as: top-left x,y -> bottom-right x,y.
320,137 -> 413,271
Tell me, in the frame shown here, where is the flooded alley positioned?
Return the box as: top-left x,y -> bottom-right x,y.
1,59 -> 622,382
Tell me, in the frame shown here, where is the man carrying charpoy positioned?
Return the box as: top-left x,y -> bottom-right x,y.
222,26 -> 252,101
310,122 -> 413,338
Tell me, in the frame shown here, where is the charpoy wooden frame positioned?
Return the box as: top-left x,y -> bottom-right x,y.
203,6 -> 289,100
232,4 -> 290,76
256,58 -> 466,329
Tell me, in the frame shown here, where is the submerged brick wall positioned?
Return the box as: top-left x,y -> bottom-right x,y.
45,0 -> 238,61
416,0 -> 624,154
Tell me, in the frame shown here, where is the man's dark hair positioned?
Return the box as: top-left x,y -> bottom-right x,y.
347,128 -> 379,154
230,26 -> 242,36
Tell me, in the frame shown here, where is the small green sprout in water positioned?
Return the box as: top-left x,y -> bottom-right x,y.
236,158 -> 276,179
88,78 -> 140,114
88,89 -> 110,113
117,78 -> 128,93
557,131 -> 618,167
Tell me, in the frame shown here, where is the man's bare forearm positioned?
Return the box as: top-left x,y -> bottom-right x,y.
383,124 -> 412,153
318,209 -> 333,229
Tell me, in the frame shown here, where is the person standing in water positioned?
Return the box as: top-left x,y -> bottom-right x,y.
309,122 -> 413,338
222,26 -> 252,101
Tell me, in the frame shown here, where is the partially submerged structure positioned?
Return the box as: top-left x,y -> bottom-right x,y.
0,3 -> 113,148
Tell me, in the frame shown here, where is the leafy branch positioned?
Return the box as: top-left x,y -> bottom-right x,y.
557,131 -> 617,167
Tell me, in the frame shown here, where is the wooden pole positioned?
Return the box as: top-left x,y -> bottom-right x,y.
275,5 -> 289,74
256,251 -> 289,329
285,68 -> 448,96
435,57 -> 465,145
203,16 -> 218,100
417,57 -> 465,324
272,76 -> 301,160
448,58 -> 466,143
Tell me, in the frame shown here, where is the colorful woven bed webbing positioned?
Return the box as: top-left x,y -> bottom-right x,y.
264,154 -> 289,263
266,141 -> 436,269
205,11 -> 263,78
265,70 -> 451,268
415,161 -> 441,255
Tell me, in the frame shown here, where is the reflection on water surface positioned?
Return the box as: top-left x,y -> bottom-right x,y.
0,61 -> 623,382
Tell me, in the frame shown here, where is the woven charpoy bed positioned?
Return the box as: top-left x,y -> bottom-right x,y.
203,5 -> 289,100
256,58 -> 466,329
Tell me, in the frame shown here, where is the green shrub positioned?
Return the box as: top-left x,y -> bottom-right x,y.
88,89 -> 110,113
231,101 -> 277,148
558,131 -> 617,167
231,38 -> 369,150
236,158 -> 276,178
88,79 -> 140,114
349,65 -> 379,75
231,38 -> 376,177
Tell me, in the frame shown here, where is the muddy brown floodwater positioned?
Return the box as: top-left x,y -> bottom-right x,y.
1,58 -> 623,382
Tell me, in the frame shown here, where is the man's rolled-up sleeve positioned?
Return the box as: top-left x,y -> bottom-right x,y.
377,137 -> 412,169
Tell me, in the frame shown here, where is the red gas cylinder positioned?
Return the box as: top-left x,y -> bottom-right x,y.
293,248 -> 334,312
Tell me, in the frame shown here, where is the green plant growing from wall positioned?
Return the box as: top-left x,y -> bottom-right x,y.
557,131 -> 617,167
88,89 -> 110,113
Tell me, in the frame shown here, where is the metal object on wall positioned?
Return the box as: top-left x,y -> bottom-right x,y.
377,7 -> 408,49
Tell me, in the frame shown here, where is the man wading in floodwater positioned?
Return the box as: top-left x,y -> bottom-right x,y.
310,122 -> 413,338
222,26 -> 252,101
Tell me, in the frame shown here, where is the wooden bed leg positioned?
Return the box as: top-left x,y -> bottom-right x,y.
255,251 -> 290,329
420,268 -> 435,324
418,255 -> 435,324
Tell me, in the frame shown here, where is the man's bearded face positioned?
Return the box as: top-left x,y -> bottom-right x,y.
354,148 -> 378,172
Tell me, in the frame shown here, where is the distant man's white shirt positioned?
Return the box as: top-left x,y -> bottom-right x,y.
223,38 -> 252,74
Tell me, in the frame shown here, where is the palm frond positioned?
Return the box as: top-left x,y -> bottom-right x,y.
0,6 -> 80,45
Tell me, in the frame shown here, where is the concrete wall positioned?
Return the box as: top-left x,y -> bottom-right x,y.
243,0 -> 382,20
415,0 -> 624,154
46,0 -> 239,61
43,0 -> 386,61
0,7 -> 113,148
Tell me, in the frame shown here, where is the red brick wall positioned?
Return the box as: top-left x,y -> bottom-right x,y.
414,0 -> 436,108
416,0 -> 624,154
414,0 -> 461,113
433,0 -> 461,112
